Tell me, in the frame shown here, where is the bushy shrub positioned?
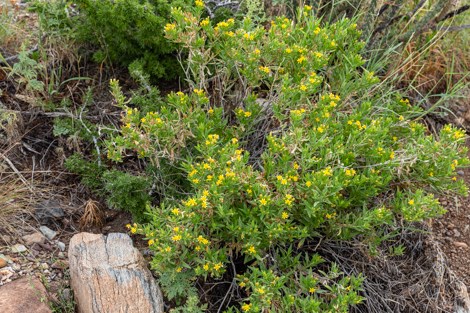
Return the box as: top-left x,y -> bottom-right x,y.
65,154 -> 151,221
108,4 -> 468,311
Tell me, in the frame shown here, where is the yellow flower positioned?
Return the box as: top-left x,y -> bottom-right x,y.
314,51 -> 323,58
317,125 -> 325,133
206,175 -> 213,181
125,223 -> 131,229
300,84 -> 307,91
282,211 -> 289,219
399,115 -> 404,121
241,303 -> 252,312
389,152 -> 395,160
164,246 -> 171,253
176,267 -> 182,273
164,23 -> 176,32
408,199 -> 415,205
195,0 -> 204,7
256,287 -> 265,294
314,27 -> 321,34
148,239 -> 155,246
453,130 -> 465,140
259,197 -> 268,206
304,5 -> 312,11
200,19 -> 209,27
247,245 -> 256,254
197,235 -> 209,245
259,66 -> 270,74
344,168 -> 356,177
130,227 -> 137,234
306,181 -> 312,187
208,108 -> 214,114
203,264 -> 210,271
309,287 -> 316,293
214,262 -> 223,271
254,49 -> 261,55
173,226 -> 180,232
244,111 -> 252,118
193,88 -> 204,96
297,55 -> 306,64
293,163 -> 300,170
172,235 -> 182,242
452,176 -> 457,181
285,48 -> 292,54
231,138 -> 238,144
284,194 -> 294,206
322,167 -> 333,177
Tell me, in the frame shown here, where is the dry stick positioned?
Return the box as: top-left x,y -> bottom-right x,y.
436,5 -> 470,23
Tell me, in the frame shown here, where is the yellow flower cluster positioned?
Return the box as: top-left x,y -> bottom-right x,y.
206,134 -> 220,145
259,66 -> 271,74
344,168 -> 356,177
164,23 -> 176,32
284,194 -> 294,206
200,18 -> 209,27
321,167 -> 333,177
237,108 -> 252,118
126,223 -> 138,234
195,0 -> 204,7
193,88 -> 205,96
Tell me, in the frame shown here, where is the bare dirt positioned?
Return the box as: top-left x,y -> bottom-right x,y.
432,140 -> 470,288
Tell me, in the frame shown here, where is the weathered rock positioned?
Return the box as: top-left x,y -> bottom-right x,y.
0,259 -> 6,268
22,232 -> 46,246
0,277 -> 52,313
11,244 -> 27,253
69,232 -> 164,313
39,226 -> 57,240
35,200 -> 65,223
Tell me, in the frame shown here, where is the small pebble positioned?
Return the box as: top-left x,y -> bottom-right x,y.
11,244 -> 27,253
453,241 -> 469,249
57,241 -> 66,252
0,259 -> 7,268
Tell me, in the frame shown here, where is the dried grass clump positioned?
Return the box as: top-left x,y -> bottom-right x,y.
79,199 -> 104,230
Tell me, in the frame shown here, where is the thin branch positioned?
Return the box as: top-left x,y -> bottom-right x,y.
436,5 -> 470,23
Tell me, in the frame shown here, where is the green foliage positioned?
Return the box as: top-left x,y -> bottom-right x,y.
65,154 -> 105,191
9,47 -> 44,93
108,5 -> 469,311
103,170 -> 151,221
65,155 -> 151,221
32,0 -> 193,79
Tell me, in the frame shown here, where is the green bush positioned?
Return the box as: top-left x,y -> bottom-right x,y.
65,154 -> 151,221
32,0 -> 192,79
108,4 -> 468,312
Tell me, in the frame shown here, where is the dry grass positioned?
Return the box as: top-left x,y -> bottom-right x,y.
0,171 -> 37,236
79,199 -> 104,230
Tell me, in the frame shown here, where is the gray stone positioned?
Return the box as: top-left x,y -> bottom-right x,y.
57,241 -> 66,252
22,232 -> 46,246
62,288 -> 71,301
11,244 -> 27,253
39,226 -> 57,240
35,200 -> 65,223
0,276 -> 52,313
69,232 -> 164,313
